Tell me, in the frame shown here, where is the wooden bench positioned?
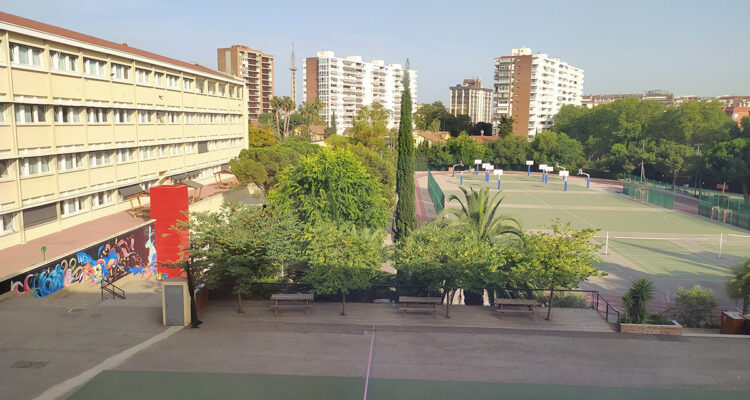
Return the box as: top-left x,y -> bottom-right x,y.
494,298 -> 539,320
399,296 -> 442,319
270,293 -> 314,317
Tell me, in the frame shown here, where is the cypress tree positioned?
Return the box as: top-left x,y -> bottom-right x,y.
393,61 -> 417,241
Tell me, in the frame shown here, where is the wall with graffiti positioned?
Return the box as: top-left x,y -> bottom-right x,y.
0,222 -> 159,298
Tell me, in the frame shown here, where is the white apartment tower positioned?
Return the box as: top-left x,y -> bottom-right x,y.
303,51 -> 417,134
493,47 -> 583,139
449,78 -> 493,124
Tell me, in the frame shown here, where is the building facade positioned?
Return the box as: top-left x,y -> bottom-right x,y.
0,12 -> 247,250
493,47 -> 583,139
449,78 -> 492,124
303,51 -> 417,134
217,45 -> 273,120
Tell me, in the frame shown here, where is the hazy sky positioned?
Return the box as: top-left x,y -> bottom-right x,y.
4,0 -> 749,104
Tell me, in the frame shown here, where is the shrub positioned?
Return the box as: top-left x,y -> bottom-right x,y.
537,291 -> 588,308
672,285 -> 719,328
645,313 -> 670,325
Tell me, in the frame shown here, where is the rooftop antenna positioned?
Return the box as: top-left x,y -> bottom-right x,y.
290,42 -> 297,108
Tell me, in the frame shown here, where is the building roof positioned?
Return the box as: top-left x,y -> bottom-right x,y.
414,130 -> 450,144
0,11 -> 239,83
469,135 -> 502,145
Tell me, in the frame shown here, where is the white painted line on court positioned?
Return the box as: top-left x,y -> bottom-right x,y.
33,325 -> 183,400
363,324 -> 376,400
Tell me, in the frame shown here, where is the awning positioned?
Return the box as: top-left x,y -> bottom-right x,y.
220,163 -> 232,173
118,184 -> 147,198
182,179 -> 204,189
171,173 -> 189,183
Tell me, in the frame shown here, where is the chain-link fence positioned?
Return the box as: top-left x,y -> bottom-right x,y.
427,170 -> 445,214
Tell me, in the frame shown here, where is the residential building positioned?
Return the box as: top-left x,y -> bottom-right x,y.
449,78 -> 492,124
413,130 -> 450,147
582,93 -> 641,108
642,90 -> 674,106
0,12 -> 247,250
217,45 -> 273,120
723,107 -> 750,127
717,96 -> 750,108
492,47 -> 584,139
303,51 -> 417,134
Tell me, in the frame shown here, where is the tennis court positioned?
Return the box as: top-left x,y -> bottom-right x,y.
431,171 -> 750,300
69,370 -> 748,400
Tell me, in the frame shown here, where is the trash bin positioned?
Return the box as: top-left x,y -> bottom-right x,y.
162,277 -> 191,326
720,311 -> 745,334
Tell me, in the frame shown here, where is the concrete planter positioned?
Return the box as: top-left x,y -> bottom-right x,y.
620,320 -> 683,336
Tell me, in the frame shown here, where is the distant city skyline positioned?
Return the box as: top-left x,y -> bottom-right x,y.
3,0 -> 749,105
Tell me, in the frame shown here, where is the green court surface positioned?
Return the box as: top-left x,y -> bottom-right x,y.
69,371 -> 748,400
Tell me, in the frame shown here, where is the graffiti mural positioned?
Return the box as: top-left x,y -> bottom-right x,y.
0,222 -> 160,298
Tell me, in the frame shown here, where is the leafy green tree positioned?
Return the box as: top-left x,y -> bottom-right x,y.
530,130 -> 584,170
673,285 -> 718,328
513,220 -> 603,320
622,278 -> 655,324
269,148 -> 388,230
469,122 -> 493,136
444,114 -> 473,137
182,202 -> 299,313
248,126 -> 278,147
394,224 -> 505,317
703,138 -> 750,199
325,110 -> 338,138
483,135 -> 528,168
650,139 -> 696,184
230,140 -> 320,195
257,112 -> 277,132
394,65 -> 417,241
349,103 -> 391,151
438,186 -> 521,242
326,138 -> 397,208
494,116 -> 514,137
727,259 -> 750,299
302,220 -> 383,315
599,143 -> 633,176
445,132 -> 485,166
299,99 -> 325,125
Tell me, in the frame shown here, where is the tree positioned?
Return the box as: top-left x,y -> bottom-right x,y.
182,202 -> 299,313
394,63 -> 417,241
302,220 -> 383,315
703,138 -> 750,199
269,96 -> 283,135
325,110 -> 338,138
257,112 -> 277,132
445,132 -> 485,166
230,140 -> 320,195
438,186 -> 521,242
269,148 -> 388,230
349,103 -> 391,151
650,139 -> 696,184
326,138 -> 397,208
513,220 -> 603,320
299,99 -> 325,125
483,135 -> 528,168
394,224 -> 505,317
727,259 -> 750,299
444,114 -> 473,137
530,130 -> 584,170
469,122 -> 493,136
248,126 -> 278,148
622,278 -> 654,324
673,285 -> 718,328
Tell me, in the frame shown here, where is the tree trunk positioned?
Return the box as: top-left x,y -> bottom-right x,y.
672,171 -> 678,186
545,288 -> 554,320
341,293 -> 346,316
184,261 -> 201,328
445,290 -> 455,318
236,292 -> 244,314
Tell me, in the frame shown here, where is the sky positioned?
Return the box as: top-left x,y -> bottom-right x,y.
3,0 -> 749,104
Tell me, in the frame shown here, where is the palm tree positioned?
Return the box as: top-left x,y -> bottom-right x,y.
279,96 -> 296,138
727,259 -> 750,300
269,96 -> 283,136
438,186 -> 522,242
622,278 -> 654,324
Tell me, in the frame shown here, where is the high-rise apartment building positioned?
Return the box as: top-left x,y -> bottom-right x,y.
0,12 -> 247,250
449,78 -> 492,124
493,47 -> 583,139
303,51 -> 417,134
217,45 -> 273,120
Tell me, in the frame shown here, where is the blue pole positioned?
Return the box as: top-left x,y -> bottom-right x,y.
460,175 -> 463,185
527,166 -> 530,176
485,171 -> 489,182
476,167 -> 478,175
497,178 -> 501,190
541,172 -> 545,182
587,177 -> 590,188
452,168 -> 455,177
564,179 -> 568,191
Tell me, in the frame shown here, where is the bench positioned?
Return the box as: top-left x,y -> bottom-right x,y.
399,296 -> 442,319
270,293 -> 314,317
494,298 -> 539,320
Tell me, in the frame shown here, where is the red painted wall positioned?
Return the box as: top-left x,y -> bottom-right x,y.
150,185 -> 189,278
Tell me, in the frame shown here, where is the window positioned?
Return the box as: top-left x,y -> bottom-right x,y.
0,159 -> 10,178
20,156 -> 50,176
0,104 -> 6,123
159,145 -> 168,157
168,112 -> 180,124
15,104 -> 46,123
166,74 -> 179,89
218,84 -> 225,97
196,79 -> 205,94
111,63 -> 130,80
10,43 -> 43,66
1,213 -> 14,234
83,58 -> 107,76
184,142 -> 196,154
92,190 -> 114,208
154,72 -> 164,87
169,144 -> 180,156
207,82 -> 215,96
90,151 -> 110,167
137,110 -> 152,123
139,146 -> 156,160
183,79 -> 193,90
60,196 -> 86,216
53,106 -> 81,123
116,148 -> 135,163
156,111 -> 166,124
113,109 -> 131,123
87,108 -> 108,123
50,51 -> 77,72
184,113 -> 193,123
136,68 -> 150,84
57,153 -> 84,171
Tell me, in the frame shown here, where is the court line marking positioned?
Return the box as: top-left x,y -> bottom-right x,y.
363,325 -> 376,400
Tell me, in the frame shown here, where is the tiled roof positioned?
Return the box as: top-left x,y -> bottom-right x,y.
0,11 -> 237,81
414,130 -> 450,143
470,135 -> 501,144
